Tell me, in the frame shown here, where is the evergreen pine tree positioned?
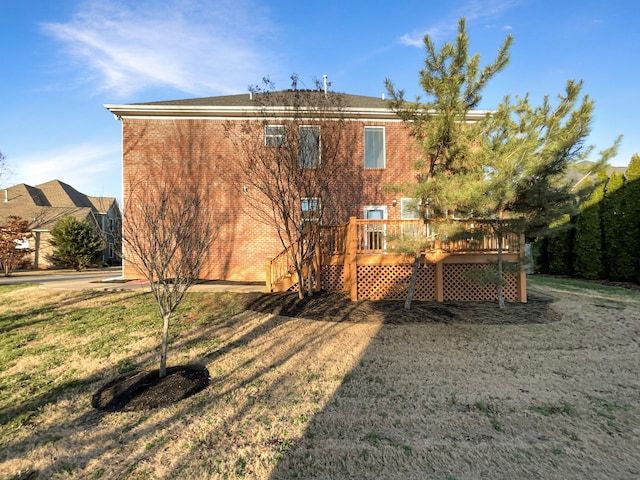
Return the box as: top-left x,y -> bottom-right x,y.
50,216 -> 104,271
447,82 -> 618,306
385,17 -> 513,309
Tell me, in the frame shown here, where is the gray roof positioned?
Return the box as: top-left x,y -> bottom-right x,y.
133,91 -> 390,109
0,180 -> 118,230
105,90 -> 422,121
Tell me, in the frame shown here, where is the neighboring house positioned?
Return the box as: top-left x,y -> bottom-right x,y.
0,180 -> 121,269
106,91 -> 526,302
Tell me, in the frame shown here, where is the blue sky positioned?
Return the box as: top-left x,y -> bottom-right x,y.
1,0 -> 637,201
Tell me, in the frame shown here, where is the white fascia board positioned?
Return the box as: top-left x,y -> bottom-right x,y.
104,104 -> 399,121
104,103 -> 492,123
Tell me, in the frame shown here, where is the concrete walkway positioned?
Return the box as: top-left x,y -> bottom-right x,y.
1,268 -> 266,293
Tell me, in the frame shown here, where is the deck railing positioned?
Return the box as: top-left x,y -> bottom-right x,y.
318,219 -> 521,256
268,218 -> 526,302
267,246 -> 295,290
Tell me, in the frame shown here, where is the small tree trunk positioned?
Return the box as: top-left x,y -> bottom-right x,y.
497,233 -> 505,309
404,255 -> 421,310
159,312 -> 171,378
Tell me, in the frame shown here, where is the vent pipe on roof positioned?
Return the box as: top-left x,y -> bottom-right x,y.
4,189 -> 7,203
249,91 -> 253,101
323,74 -> 328,99
381,93 -> 385,100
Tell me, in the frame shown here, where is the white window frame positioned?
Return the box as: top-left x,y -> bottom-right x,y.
400,198 -> 421,220
299,125 -> 321,168
363,205 -> 387,250
364,126 -> 385,169
400,198 -> 422,239
301,197 -> 322,223
264,124 -> 286,147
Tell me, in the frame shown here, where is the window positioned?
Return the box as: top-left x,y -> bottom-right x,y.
400,198 -> 421,239
363,205 -> 387,250
364,126 -> 385,169
301,197 -> 321,222
400,198 -> 420,220
299,126 -> 320,168
264,125 -> 285,146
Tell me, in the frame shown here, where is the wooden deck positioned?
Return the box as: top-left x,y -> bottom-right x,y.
267,218 -> 527,303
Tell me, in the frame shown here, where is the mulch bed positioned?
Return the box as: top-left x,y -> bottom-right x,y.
240,291 -> 559,325
92,365 -> 209,412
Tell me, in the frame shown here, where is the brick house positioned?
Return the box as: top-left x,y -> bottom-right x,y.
106,91 -> 526,302
0,180 -> 121,269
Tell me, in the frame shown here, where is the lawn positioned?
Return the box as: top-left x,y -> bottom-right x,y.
1,278 -> 639,479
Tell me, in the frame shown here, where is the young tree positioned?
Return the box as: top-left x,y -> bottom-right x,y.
0,216 -> 33,276
50,216 -> 104,271
464,83 -> 619,306
226,76 -> 354,299
386,18 -> 620,307
123,120 -> 219,378
385,17 -> 512,309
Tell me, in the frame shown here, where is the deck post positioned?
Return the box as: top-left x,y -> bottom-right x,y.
314,241 -> 322,292
344,217 -> 358,301
517,233 -> 527,303
265,258 -> 273,293
435,260 -> 444,302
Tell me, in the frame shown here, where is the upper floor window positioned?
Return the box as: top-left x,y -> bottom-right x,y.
264,125 -> 285,147
364,126 -> 385,169
299,126 -> 320,168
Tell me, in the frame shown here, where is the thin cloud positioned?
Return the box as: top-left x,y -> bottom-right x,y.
16,144 -> 120,187
399,0 -> 520,47
41,0 -> 279,98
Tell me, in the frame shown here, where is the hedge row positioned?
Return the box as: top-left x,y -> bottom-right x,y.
535,155 -> 640,283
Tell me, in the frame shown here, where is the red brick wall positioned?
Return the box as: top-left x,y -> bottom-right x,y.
121,117 -> 420,281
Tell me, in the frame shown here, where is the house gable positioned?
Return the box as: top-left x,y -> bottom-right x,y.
0,179 -> 121,269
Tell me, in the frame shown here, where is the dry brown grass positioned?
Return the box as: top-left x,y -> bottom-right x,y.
1,280 -> 639,479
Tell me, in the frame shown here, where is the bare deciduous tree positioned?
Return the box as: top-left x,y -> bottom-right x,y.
226,76 -> 353,299
0,216 -> 33,276
123,121 -> 220,378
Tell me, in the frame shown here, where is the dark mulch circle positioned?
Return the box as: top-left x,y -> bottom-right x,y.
92,364 -> 210,412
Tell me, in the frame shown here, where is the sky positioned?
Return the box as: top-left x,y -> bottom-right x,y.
1,0 -> 638,202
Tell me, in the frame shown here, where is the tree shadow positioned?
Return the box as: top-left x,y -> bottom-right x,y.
264,292 -> 568,479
